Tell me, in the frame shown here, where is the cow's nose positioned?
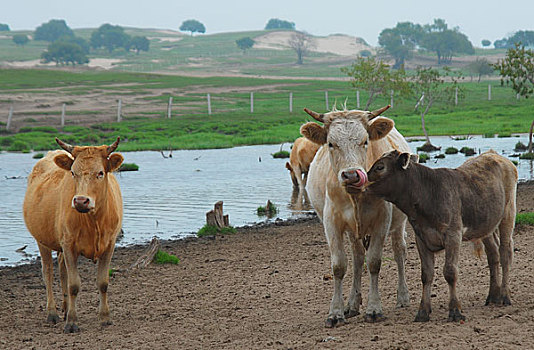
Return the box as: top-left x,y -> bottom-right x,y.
341,169 -> 360,183
73,196 -> 91,213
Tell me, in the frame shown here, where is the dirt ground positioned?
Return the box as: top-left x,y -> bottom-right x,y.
0,181 -> 533,350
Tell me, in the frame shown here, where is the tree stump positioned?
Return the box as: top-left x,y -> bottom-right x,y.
206,201 -> 229,228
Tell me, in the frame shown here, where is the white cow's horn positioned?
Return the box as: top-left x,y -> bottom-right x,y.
369,105 -> 391,120
56,138 -> 74,154
304,108 -> 324,123
107,137 -> 120,155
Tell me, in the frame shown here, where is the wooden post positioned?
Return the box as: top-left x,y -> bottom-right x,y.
289,92 -> 293,113
325,91 -> 329,110
390,90 -> 394,108
6,106 -> 13,131
356,90 -> 360,108
117,99 -> 122,122
206,201 -> 229,228
517,93 -> 520,100
207,93 -> 212,115
167,97 -> 173,119
488,85 -> 491,101
250,92 -> 254,113
61,103 -> 66,127
455,87 -> 458,106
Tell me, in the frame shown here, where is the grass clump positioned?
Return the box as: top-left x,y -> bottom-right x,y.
516,212 -> 534,226
418,153 -> 429,163
8,140 -> 30,152
153,250 -> 180,264
445,147 -> 458,154
32,152 -> 44,159
519,152 -> 534,160
197,224 -> 236,237
515,142 -> 528,151
257,200 -> 278,216
434,153 -> 445,159
272,150 -> 290,159
483,133 -> 495,138
118,163 -> 139,171
460,147 -> 476,156
497,132 -> 512,138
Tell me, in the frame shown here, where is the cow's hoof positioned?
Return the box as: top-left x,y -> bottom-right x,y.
364,312 -> 386,323
344,308 -> 360,319
396,299 -> 410,308
64,323 -> 80,333
485,294 -> 502,305
101,320 -> 113,327
325,316 -> 346,328
501,295 -> 512,306
47,314 -> 60,324
447,308 -> 466,322
414,309 -> 430,322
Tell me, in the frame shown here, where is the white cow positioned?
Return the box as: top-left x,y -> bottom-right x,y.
301,105 -> 412,327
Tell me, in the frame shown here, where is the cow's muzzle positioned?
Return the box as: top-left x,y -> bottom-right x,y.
341,168 -> 368,194
72,196 -> 93,213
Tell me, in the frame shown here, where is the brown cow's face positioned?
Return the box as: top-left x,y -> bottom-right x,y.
54,146 -> 123,213
366,150 -> 416,198
301,108 -> 394,194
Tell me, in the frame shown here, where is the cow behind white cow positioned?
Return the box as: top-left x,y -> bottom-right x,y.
301,105 -> 412,327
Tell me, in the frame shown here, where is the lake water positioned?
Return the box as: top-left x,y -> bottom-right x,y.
1,135 -> 532,266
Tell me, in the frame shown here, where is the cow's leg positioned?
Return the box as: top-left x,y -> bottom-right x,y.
498,204 -> 515,306
414,235 -> 435,322
62,249 -> 81,333
96,246 -> 115,326
37,244 -> 60,324
294,167 -> 305,191
364,226 -> 387,323
345,232 -> 364,318
443,235 -> 465,322
482,233 -> 501,305
58,252 -> 69,318
390,209 -> 410,308
323,214 -> 347,328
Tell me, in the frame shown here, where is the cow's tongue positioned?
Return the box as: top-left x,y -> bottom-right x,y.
354,169 -> 368,188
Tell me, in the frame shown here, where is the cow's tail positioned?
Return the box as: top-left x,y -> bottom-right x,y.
472,239 -> 484,259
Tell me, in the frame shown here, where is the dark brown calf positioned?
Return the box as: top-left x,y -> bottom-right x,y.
366,150 -> 518,322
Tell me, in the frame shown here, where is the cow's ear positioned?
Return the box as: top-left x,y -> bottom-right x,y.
107,153 -> 124,172
397,152 -> 411,170
300,122 -> 327,145
368,117 -> 394,141
285,162 -> 293,171
409,153 -> 419,164
54,154 -> 74,171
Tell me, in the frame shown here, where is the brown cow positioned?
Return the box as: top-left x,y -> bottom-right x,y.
285,137 -> 320,190
301,106 -> 412,327
23,137 -> 124,333
366,150 -> 518,322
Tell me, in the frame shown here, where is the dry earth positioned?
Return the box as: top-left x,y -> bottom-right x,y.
0,181 -> 533,349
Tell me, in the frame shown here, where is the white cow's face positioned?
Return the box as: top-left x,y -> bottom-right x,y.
300,107 -> 394,193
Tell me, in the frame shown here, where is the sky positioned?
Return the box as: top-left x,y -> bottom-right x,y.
3,0 -> 534,47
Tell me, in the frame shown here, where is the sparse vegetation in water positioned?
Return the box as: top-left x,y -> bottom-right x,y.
257,200 -> 278,216
272,150 -> 290,158
511,160 -> 518,166
32,152 -> 44,159
516,212 -> 534,226
515,142 -> 528,151
483,133 -> 495,138
418,153 -> 429,163
498,132 -> 512,138
460,147 -> 476,156
434,153 -> 445,159
445,147 -> 458,154
153,250 -> 180,264
519,152 -> 534,160
197,224 -> 236,237
118,163 -> 139,171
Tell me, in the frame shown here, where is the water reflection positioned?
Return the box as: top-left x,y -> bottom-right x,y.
289,187 -> 313,212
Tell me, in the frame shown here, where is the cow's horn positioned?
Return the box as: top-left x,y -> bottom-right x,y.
107,137 -> 120,155
56,138 -> 74,154
303,108 -> 324,123
369,105 -> 391,120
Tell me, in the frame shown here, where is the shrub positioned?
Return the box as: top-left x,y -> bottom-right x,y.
153,250 -> 180,264
514,142 -> 527,151
272,150 -> 290,158
418,153 -> 429,163
460,147 -> 476,156
32,153 -> 44,159
197,224 -> 236,237
519,152 -> 534,160
445,147 -> 458,154
516,212 -> 534,226
118,163 -> 139,171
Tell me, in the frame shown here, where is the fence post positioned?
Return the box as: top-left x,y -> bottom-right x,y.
289,92 -> 293,113
117,99 -> 122,122
390,90 -> 394,108
517,93 -> 520,101
356,90 -> 360,108
6,106 -> 13,131
488,85 -> 491,101
61,103 -> 66,127
250,92 -> 254,113
207,93 -> 212,115
455,87 -> 458,106
167,97 -> 173,119
325,91 -> 329,110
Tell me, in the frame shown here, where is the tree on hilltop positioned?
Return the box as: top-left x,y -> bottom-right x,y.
34,19 -> 74,42
481,39 -> 491,47
466,58 -> 494,82
378,22 -> 423,69
179,20 -> 205,36
265,18 -> 295,30
90,24 -> 130,53
13,34 -> 29,47
129,36 -> 150,54
0,24 -> 9,31
41,41 -> 88,66
236,37 -> 254,53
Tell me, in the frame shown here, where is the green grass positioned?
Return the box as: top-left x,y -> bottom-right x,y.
257,201 -> 278,216
197,224 -> 237,237
272,150 -> 290,158
516,212 -> 534,226
445,147 -> 458,154
118,163 -> 139,171
153,250 -> 180,264
519,152 -> 534,160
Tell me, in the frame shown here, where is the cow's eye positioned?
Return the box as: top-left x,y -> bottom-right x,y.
328,142 -> 334,148
70,170 -> 75,177
97,171 -> 104,179
376,164 -> 384,171
364,140 -> 368,146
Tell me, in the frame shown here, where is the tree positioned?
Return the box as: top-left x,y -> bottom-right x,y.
129,36 -> 150,54
265,18 -> 295,30
34,19 -> 74,42
493,42 -> 534,152
466,58 -> 494,82
0,24 -> 9,31
419,19 -> 474,64
412,66 -> 463,151
12,34 -> 29,47
481,39 -> 491,47
179,19 -> 205,36
288,32 -> 315,65
90,24 -> 130,53
57,35 -> 90,54
494,38 -> 511,49
341,56 -> 411,109
507,30 -> 534,47
236,37 -> 254,53
41,41 -> 88,66
378,22 -> 423,69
